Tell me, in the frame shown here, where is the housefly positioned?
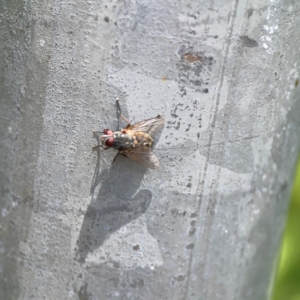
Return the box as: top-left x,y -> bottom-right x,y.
93,100 -> 165,169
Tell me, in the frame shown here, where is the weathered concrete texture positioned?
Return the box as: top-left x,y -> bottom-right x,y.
1,0 -> 300,299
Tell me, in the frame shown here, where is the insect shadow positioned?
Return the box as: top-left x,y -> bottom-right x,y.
76,149 -> 151,263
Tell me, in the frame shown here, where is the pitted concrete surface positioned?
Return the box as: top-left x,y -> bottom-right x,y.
1,0 -> 300,299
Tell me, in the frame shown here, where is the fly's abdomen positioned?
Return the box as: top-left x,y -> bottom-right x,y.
133,132 -> 153,148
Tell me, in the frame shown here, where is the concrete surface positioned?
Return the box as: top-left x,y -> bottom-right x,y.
1,0 -> 300,299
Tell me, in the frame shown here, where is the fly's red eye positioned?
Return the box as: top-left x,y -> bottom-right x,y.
104,129 -> 113,135
105,137 -> 114,147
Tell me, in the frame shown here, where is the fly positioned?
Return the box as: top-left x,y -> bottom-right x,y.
93,100 -> 165,169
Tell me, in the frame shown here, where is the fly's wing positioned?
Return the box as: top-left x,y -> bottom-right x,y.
127,115 -> 165,136
121,147 -> 160,169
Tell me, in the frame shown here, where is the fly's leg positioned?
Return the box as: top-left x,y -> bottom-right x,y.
112,152 -> 120,163
120,114 -> 131,127
116,98 -> 131,128
93,131 -> 103,134
92,131 -> 103,149
112,151 -> 128,163
93,144 -> 112,150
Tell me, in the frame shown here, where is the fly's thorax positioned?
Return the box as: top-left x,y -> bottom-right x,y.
112,131 -> 135,150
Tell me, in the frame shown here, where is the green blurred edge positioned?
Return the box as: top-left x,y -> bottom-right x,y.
272,157 -> 300,300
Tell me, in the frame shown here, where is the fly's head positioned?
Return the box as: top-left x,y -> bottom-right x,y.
101,129 -> 114,149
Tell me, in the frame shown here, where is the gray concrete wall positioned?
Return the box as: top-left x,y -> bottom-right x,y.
1,0 -> 300,299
